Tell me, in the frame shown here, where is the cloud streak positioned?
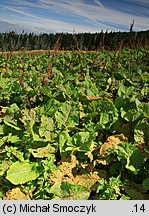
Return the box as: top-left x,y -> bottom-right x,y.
0,0 -> 149,33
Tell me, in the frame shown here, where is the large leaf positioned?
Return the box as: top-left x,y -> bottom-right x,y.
78,76 -> 99,96
66,131 -> 96,154
99,109 -> 118,130
58,131 -> 71,155
117,143 -> 144,174
21,109 -> 36,136
6,161 -> 40,185
39,99 -> 61,116
73,172 -> 100,189
39,115 -> 54,140
55,101 -> 79,129
49,181 -> 90,200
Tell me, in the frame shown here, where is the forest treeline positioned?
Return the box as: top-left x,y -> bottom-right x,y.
0,30 -> 149,51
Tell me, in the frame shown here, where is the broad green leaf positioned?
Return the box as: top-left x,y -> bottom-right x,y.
59,131 -> 71,154
41,86 -> 52,97
6,103 -> 20,115
120,107 -> 135,121
39,99 -> 61,116
130,150 -> 144,169
0,125 -> 4,135
78,76 -> 99,96
64,81 -> 78,99
99,109 -> 118,130
55,101 -> 79,129
117,143 -> 144,174
21,109 -> 36,136
0,134 -> 20,147
66,132 -> 96,153
1,48 -> 149,201
142,103 -> 149,119
39,115 -> 54,140
97,176 -> 123,200
49,181 -> 90,200
6,161 -> 40,185
42,157 -> 57,178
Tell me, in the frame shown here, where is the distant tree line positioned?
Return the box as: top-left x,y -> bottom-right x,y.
0,30 -> 149,51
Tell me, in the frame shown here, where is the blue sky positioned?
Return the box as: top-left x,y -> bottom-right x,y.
0,0 -> 149,33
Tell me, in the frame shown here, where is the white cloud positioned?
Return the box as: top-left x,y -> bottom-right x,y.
127,0 -> 149,6
0,5 -> 99,33
0,0 -> 149,33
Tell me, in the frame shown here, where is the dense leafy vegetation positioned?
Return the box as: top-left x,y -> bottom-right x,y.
0,49 -> 149,200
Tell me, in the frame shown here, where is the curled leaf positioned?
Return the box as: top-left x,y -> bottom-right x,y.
100,136 -> 120,156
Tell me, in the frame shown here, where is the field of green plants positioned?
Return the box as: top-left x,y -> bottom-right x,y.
0,49 -> 149,200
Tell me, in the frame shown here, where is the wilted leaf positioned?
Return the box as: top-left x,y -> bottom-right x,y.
4,188 -> 30,200
28,144 -> 55,159
73,172 -> 100,189
49,155 -> 77,184
116,134 -> 128,142
100,135 -> 122,156
82,94 -> 112,102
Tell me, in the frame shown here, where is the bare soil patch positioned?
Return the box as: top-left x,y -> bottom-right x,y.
0,50 -> 67,55
0,50 -> 96,55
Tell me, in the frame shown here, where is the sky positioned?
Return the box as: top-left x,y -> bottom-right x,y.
0,0 -> 149,33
